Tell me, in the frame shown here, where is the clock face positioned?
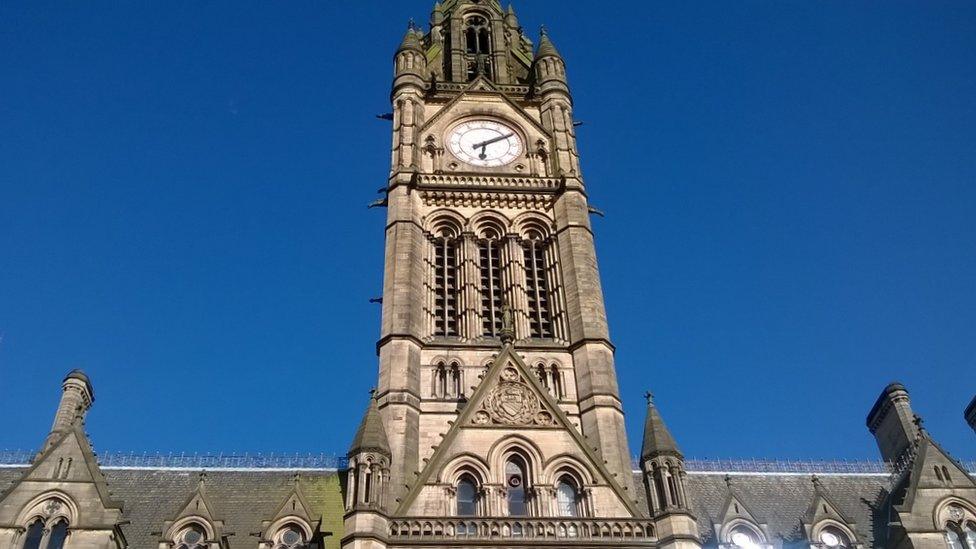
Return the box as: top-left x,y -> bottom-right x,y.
448,120 -> 523,168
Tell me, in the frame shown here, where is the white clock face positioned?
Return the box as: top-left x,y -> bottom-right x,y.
448,120 -> 523,168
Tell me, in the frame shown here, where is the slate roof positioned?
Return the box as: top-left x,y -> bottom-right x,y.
684,472 -> 890,547
0,467 -> 345,549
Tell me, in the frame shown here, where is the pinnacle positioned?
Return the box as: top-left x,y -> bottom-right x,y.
535,26 -> 562,59
640,393 -> 682,461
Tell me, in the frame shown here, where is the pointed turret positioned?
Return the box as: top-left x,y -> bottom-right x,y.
430,2 -> 444,26
641,392 -> 682,460
535,26 -> 562,61
866,382 -> 920,463
397,23 -> 424,53
348,392 -> 391,458
505,4 -> 519,29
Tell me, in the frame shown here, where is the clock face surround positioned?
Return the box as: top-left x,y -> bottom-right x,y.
448,120 -> 524,168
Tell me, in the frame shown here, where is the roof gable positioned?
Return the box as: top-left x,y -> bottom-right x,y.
394,343 -> 641,516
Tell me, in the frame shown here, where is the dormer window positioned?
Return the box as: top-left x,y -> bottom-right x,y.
273,524 -> 308,549
176,525 -> 207,549
728,525 -> 763,549
818,526 -> 852,547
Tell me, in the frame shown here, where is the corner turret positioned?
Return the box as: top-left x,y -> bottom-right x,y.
343,393 -> 392,549
639,393 -> 701,548
42,369 -> 94,452
866,382 -> 920,463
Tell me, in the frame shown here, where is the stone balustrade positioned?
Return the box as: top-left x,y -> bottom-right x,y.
388,516 -> 656,543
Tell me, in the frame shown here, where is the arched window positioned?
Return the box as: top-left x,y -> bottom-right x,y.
22,520 -> 44,549
479,236 -> 503,337
176,524 -> 207,549
549,366 -> 563,399
966,523 -> 976,549
456,475 -> 480,516
522,236 -> 553,339
818,525 -> 853,547
273,524 -> 308,549
728,525 -> 763,549
555,477 -> 581,517
46,520 -> 68,549
432,231 -> 460,337
463,15 -> 493,80
505,456 -> 529,516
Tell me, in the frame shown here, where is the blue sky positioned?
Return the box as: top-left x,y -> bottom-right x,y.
1,1 -> 974,462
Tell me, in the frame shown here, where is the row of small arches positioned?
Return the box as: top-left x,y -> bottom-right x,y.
425,209 -> 554,241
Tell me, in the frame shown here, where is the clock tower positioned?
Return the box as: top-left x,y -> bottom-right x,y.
343,2 -> 701,548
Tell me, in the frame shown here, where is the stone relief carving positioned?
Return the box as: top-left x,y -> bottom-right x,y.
474,366 -> 555,426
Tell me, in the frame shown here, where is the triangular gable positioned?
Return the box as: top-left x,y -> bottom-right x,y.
420,76 -> 552,141
718,492 -> 764,526
167,474 -> 222,526
394,343 -> 641,516
804,477 -> 856,526
0,422 -> 121,511
898,435 -> 976,512
265,477 -> 319,527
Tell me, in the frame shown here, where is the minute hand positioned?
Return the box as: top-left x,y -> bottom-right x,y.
472,133 -> 515,159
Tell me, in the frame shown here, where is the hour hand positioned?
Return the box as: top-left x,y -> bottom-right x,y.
472,133 -> 514,151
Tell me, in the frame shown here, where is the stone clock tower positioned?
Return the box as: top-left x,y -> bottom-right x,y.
343,1 -> 701,548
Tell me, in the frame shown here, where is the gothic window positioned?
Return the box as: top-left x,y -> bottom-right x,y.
463,15 -> 493,80
175,524 -> 207,549
523,236 -> 553,339
432,361 -> 462,399
817,526 -> 853,547
273,524 -> 308,549
479,237 -> 503,337
505,456 -> 529,516
945,522 -> 976,549
555,477 -> 581,518
22,520 -> 44,549
727,525 -> 763,549
46,520 -> 68,549
536,364 -> 563,399
456,475 -> 480,516
432,232 -> 460,337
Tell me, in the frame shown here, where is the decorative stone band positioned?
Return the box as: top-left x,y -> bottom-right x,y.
419,190 -> 555,210
416,174 -> 561,192
388,517 -> 656,543
433,82 -> 533,95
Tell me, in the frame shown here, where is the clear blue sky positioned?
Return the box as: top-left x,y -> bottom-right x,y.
1,1 -> 974,462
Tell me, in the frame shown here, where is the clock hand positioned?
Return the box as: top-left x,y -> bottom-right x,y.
471,133 -> 515,152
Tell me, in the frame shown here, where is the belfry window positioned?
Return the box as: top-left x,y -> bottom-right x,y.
463,15 -> 493,80
432,232 -> 460,337
479,237 -> 503,337
523,237 -> 553,339
505,456 -> 529,516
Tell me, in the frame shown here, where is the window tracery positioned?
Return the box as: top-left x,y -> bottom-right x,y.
724,524 -> 764,549
463,15 -> 493,80
18,496 -> 73,549
175,523 -> 207,549
272,524 -> 308,549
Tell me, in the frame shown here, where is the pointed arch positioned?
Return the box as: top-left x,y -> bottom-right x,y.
15,491 -> 78,527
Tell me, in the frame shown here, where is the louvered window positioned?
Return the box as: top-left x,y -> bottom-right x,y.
479,239 -> 503,337
523,239 -> 553,339
433,236 -> 459,337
